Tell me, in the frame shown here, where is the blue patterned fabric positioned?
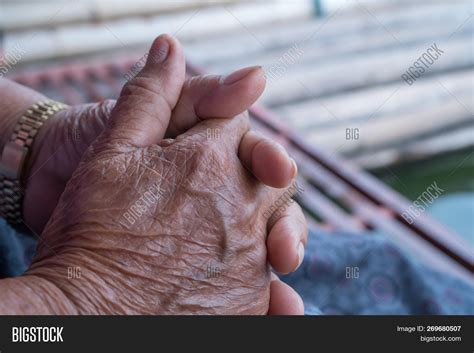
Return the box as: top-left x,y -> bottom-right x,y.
1,218 -> 472,314
283,230 -> 474,315
0,219 -> 36,278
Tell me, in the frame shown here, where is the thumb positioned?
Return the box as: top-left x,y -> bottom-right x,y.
166,66 -> 265,138
104,34 -> 185,147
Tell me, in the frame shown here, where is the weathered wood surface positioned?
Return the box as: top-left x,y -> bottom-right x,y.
275,70 -> 471,130
199,2 -> 470,70
195,1 -> 473,168
3,1 -> 313,62
257,36 -> 472,106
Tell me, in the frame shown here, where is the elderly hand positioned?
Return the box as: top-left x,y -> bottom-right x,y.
1,35 -> 307,314
26,35 -> 307,314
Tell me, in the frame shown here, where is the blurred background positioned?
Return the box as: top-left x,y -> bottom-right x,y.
0,0 -> 472,280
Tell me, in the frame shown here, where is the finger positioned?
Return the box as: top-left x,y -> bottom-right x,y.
268,273 -> 304,315
238,130 -> 297,188
166,66 -> 265,137
267,202 -> 308,274
103,34 -> 185,147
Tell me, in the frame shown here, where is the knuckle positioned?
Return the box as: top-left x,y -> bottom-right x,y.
121,76 -> 159,97
194,138 -> 222,163
171,137 -> 226,180
184,74 -> 219,93
120,77 -> 171,112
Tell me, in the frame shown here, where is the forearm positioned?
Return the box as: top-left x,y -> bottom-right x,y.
0,275 -> 77,314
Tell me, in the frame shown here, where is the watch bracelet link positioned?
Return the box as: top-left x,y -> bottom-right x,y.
0,100 -> 68,226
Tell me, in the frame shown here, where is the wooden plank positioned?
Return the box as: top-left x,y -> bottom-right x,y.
0,0 -> 247,31
190,2 -> 470,66
260,36 -> 473,106
274,69 -> 472,130
306,93 -> 473,156
3,1 -> 313,64
351,127 -> 474,169
206,12 -> 471,74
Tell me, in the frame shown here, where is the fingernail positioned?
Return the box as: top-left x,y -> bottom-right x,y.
148,35 -> 170,64
290,158 -> 298,178
295,242 -> 305,270
222,65 -> 262,85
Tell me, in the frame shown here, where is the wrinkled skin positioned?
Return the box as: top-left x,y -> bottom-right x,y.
24,102 -> 114,234
23,102 -> 114,234
0,78 -> 116,235
0,34 -> 307,314
29,114 -> 283,314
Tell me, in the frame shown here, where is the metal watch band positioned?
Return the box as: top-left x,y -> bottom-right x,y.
0,100 -> 68,227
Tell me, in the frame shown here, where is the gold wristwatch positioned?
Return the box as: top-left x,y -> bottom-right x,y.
0,100 -> 68,227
